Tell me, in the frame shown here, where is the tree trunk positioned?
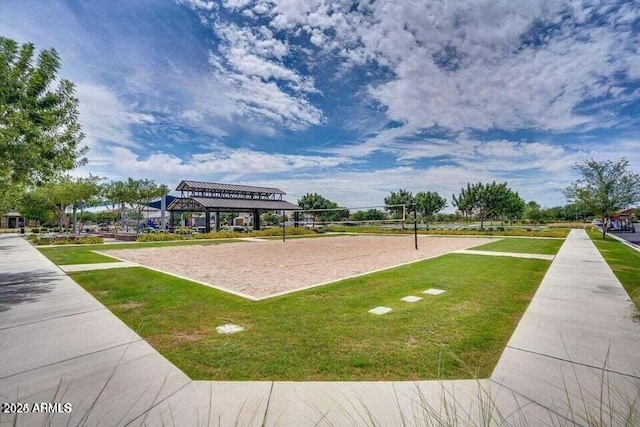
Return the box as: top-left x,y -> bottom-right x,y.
72,206 -> 78,234
602,216 -> 607,240
59,203 -> 64,230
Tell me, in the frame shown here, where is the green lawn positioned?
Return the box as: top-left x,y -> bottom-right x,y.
471,238 -> 564,255
588,231 -> 640,311
38,239 -> 240,265
71,253 -> 550,381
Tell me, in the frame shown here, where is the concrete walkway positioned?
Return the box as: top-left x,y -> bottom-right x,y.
59,261 -> 139,273
452,248 -> 555,260
1,230 -> 639,426
491,229 -> 640,423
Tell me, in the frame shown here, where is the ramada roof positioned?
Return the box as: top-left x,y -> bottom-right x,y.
176,180 -> 286,195
167,197 -> 300,212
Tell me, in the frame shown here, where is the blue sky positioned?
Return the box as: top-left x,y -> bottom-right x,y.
1,0 -> 639,209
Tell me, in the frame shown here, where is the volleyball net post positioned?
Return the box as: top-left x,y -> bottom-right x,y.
412,202 -> 418,250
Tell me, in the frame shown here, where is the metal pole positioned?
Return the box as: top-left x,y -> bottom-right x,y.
160,193 -> 166,230
413,204 -> 418,250
282,210 -> 286,242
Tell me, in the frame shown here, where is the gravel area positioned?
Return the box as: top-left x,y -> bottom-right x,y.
100,235 -> 496,299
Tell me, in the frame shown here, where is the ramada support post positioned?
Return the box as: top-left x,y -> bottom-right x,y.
205,208 -> 211,233
294,211 -> 299,228
253,209 -> 261,231
215,212 -> 220,231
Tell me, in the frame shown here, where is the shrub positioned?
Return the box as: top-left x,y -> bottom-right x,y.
51,236 -> 104,245
137,233 -> 188,242
175,227 -> 192,235
31,228 -> 40,234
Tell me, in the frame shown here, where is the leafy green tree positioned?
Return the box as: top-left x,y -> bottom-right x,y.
565,158 -> 640,239
384,189 -> 414,229
261,211 -> 280,226
19,189 -> 55,225
120,178 -> 169,230
351,209 -> 386,222
454,182 -> 521,229
319,200 -> 348,222
298,193 -> 331,226
524,201 -> 543,224
500,191 -> 525,225
415,191 -> 447,229
473,182 -> 503,229
68,175 -> 103,232
102,180 -> 129,230
0,37 -> 87,202
452,183 -> 478,223
22,175 -> 102,231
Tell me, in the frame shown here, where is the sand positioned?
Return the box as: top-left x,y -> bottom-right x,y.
101,235 -> 496,299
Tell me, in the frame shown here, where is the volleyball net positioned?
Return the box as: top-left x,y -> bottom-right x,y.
289,204 -> 408,228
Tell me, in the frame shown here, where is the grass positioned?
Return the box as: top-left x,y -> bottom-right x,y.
471,238 -> 564,255
588,231 -> 640,311
71,253 -> 550,381
326,225 -> 569,238
38,239 -> 240,265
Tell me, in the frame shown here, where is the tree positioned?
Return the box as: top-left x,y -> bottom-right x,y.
501,191 -> 525,226
453,182 -> 521,229
21,175 -> 102,231
415,191 -> 447,229
524,201 -> 543,224
67,175 -> 103,233
565,158 -> 640,239
102,180 -> 129,230
0,37 -> 87,199
298,193 -> 331,226
120,178 -> 169,231
319,200 -> 349,223
261,211 -> 280,226
452,183 -> 478,223
384,189 -> 414,229
19,189 -> 55,225
351,209 -> 386,222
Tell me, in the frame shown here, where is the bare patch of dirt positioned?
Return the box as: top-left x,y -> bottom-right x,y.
114,301 -> 145,310
173,331 -> 207,342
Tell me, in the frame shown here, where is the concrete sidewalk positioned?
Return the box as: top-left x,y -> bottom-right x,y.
1,230 -> 639,426
491,229 -> 640,422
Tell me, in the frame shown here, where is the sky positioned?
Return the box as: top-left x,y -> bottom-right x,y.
1,0 -> 639,210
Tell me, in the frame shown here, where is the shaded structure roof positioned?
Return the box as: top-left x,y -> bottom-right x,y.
168,197 -> 300,212
145,195 -> 177,210
168,180 -> 300,212
176,180 -> 285,197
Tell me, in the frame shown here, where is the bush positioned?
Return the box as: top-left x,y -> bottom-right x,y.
137,233 -> 188,242
174,227 -> 192,235
51,236 -> 104,245
31,228 -> 40,234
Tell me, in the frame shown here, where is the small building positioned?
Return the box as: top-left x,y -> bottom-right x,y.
0,211 -> 38,229
1,211 -> 23,229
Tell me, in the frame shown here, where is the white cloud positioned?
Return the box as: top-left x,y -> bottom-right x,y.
195,21 -> 324,130
86,145 -> 355,183
75,83 -> 155,150
176,0 -> 216,11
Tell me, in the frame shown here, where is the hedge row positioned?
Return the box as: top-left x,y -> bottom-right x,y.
136,227 -> 317,242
